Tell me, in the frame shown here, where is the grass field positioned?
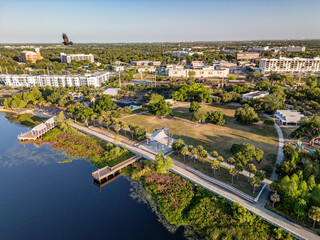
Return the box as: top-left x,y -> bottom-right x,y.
124,103 -> 278,176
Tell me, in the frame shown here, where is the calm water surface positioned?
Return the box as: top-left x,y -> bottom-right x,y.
0,113 -> 185,240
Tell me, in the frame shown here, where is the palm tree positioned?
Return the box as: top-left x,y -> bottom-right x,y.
200,150 -> 208,166
97,116 -> 104,128
216,156 -> 224,172
250,177 -> 261,194
246,163 -> 257,182
188,145 -> 194,153
121,122 -> 128,136
114,123 -> 121,135
191,149 -> 198,163
196,145 -> 204,160
129,123 -> 136,139
235,163 -> 243,181
227,157 -> 236,169
180,147 -> 189,164
211,160 -> 220,175
309,206 -> 320,229
104,116 -> 112,130
90,113 -> 97,127
229,168 -> 237,184
270,191 -> 280,207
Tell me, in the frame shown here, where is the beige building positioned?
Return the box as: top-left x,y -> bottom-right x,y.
259,56 -> 320,74
60,53 -> 94,64
166,66 -> 229,78
236,52 -> 260,60
131,61 -> 161,67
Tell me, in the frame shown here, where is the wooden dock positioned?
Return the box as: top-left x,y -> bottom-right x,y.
92,155 -> 141,182
18,117 -> 55,141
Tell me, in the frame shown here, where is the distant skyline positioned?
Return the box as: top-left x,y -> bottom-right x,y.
1,0 -> 319,43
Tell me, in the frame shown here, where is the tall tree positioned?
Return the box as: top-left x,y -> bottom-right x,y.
180,147 -> 189,164
235,104 -> 259,124
309,206 -> 320,229
155,152 -> 173,174
291,117 -> 320,146
250,177 -> 261,194
211,160 -> 220,175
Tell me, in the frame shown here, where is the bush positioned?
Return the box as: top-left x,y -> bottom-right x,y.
264,118 -> 275,125
235,104 -> 259,124
207,110 -> 226,125
283,144 -> 295,159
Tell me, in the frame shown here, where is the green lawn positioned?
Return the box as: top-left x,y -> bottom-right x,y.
124,103 -> 278,176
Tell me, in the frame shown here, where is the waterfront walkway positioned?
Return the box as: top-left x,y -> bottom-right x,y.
72,123 -> 320,240
92,155 -> 141,182
18,117 -> 55,141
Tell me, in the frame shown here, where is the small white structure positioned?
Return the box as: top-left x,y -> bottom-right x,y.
241,91 -> 269,100
165,99 -> 175,105
146,129 -> 174,153
274,110 -> 305,126
112,65 -> 124,72
102,88 -> 121,96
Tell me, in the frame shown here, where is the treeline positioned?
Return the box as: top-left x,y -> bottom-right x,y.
2,86 -> 99,108
272,145 -> 320,229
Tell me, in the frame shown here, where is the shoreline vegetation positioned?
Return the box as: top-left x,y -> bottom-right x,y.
39,123 -> 132,168
122,160 -> 294,240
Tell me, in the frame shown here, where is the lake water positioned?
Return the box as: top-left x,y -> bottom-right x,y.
0,113 -> 185,240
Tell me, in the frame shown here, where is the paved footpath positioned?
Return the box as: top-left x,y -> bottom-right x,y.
263,114 -> 285,181
72,123 -> 320,240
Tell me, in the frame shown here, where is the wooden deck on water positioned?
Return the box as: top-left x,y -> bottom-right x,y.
18,117 -> 55,141
92,155 -> 141,182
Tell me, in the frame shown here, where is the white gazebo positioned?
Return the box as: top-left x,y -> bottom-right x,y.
146,129 -> 174,153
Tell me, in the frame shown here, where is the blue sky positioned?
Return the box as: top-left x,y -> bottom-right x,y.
0,0 -> 319,43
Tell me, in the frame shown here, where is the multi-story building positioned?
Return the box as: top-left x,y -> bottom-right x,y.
131,61 -> 161,67
286,46 -> 306,52
259,56 -> 320,74
0,72 -> 109,88
251,46 -> 270,52
166,65 -> 229,78
236,52 -> 260,60
19,48 -> 42,63
60,53 -> 94,64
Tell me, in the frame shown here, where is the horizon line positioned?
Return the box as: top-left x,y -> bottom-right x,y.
1,38 -> 320,45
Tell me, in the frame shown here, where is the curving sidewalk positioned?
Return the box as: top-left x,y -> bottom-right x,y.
263,114 -> 285,181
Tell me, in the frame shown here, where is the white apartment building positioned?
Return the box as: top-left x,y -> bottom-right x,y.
60,53 -> 94,64
0,72 -> 109,88
166,66 -> 229,78
259,56 -> 320,74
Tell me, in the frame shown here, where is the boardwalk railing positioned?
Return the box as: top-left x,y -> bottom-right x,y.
18,117 -> 56,141
92,155 -> 141,182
